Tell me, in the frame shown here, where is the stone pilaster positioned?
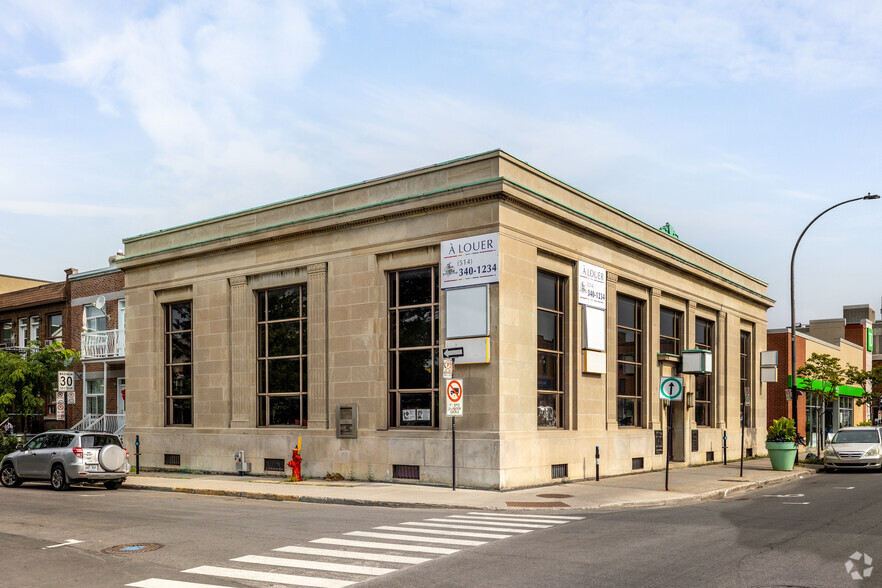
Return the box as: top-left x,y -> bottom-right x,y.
649,288 -> 662,429
716,311 -> 728,429
307,263 -> 329,429
606,273 -> 619,430
229,275 -> 251,427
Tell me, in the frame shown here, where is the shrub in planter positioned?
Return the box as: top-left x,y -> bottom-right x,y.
766,417 -> 803,471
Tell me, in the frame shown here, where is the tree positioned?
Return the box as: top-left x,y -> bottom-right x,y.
845,364 -> 882,413
0,341 -> 79,432
797,353 -> 845,452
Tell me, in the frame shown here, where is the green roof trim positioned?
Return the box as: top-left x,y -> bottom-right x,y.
787,375 -> 864,397
118,151 -> 770,301
120,177 -> 504,259
125,149 -> 504,242
503,178 -> 773,303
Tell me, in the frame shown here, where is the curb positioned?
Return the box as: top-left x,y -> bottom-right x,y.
123,484 -> 469,510
123,467 -> 816,511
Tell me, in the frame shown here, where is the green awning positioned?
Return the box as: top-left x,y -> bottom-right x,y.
787,376 -> 864,397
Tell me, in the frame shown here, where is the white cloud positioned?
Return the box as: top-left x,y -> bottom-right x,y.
13,0 -> 324,199
381,0 -> 882,88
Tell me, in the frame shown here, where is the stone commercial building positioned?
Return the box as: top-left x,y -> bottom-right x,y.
118,150 -> 773,489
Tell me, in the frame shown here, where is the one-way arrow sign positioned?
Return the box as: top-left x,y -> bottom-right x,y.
443,347 -> 464,359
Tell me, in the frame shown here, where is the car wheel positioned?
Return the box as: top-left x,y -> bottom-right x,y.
50,465 -> 69,491
103,480 -> 123,490
1,463 -> 22,488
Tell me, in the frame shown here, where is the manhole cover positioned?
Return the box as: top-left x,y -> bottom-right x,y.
536,493 -> 572,499
103,543 -> 163,554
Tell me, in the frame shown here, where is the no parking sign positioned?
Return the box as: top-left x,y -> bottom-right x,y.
446,379 -> 464,417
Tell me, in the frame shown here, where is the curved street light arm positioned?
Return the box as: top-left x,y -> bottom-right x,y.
789,193 -> 880,443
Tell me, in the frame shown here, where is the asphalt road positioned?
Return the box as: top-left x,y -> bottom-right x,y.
1,470 -> 880,587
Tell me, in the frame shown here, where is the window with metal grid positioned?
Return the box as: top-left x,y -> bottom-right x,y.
164,454 -> 181,466
392,464 -> 420,480
264,458 -> 285,472
551,464 -> 568,479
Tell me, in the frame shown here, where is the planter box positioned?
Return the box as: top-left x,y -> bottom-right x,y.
767,441 -> 798,471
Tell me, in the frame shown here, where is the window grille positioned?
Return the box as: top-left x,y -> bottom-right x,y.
392,464 -> 420,480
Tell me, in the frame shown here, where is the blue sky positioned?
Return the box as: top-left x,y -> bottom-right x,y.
2,0 -> 881,328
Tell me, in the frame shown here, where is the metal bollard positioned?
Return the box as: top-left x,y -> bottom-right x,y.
135,435 -> 140,474
595,446 -> 600,481
722,430 -> 727,465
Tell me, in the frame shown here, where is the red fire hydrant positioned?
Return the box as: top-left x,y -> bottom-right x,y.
287,448 -> 302,481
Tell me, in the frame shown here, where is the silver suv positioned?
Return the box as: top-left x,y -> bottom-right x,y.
1,430 -> 129,491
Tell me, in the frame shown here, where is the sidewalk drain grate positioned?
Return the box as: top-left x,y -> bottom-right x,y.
506,501 -> 570,508
718,479 -> 744,482
103,543 -> 163,555
536,493 -> 572,498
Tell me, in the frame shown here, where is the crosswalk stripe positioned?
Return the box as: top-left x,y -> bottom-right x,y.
312,537 -> 458,555
452,515 -> 568,524
275,545 -> 431,564
127,580 -> 228,588
467,512 -> 584,521
232,554 -> 396,575
346,531 -> 486,546
374,525 -> 511,539
402,521 -> 533,534
183,565 -> 355,587
440,516 -> 553,528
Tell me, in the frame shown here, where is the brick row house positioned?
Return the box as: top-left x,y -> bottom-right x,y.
0,279 -> 69,432
68,263 -> 126,436
0,262 -> 126,437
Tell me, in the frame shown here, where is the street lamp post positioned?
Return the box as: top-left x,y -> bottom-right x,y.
790,193 -> 880,446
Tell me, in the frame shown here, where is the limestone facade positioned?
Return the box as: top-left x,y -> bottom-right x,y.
118,150 -> 772,489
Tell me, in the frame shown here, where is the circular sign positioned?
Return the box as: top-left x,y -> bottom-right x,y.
659,377 -> 684,401
446,380 -> 463,402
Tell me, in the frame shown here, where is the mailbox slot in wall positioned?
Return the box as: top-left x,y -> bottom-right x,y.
336,404 -> 358,439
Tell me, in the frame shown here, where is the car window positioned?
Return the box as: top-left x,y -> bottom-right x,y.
56,434 -> 74,448
45,434 -> 61,448
832,430 -> 880,444
24,436 -> 47,451
80,434 -> 122,448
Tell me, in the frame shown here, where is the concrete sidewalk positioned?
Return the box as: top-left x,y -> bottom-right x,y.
122,458 -> 818,511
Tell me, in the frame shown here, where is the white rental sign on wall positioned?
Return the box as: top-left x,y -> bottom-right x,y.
441,232 -> 499,290
578,261 -> 607,309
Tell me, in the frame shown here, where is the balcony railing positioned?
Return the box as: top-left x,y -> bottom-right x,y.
81,329 -> 125,360
70,414 -> 125,437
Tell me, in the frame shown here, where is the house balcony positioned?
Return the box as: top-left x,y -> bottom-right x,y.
81,329 -> 125,360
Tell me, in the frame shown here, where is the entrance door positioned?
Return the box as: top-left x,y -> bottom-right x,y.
117,378 -> 125,414
85,380 -> 105,416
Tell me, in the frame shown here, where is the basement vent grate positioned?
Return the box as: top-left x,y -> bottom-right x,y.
551,464 -> 568,479
264,458 -> 285,472
392,464 -> 420,480
164,454 -> 181,466
632,457 -> 644,470
746,448 -> 753,457
706,451 -> 715,462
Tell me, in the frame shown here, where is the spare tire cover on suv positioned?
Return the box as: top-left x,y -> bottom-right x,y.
98,445 -> 126,472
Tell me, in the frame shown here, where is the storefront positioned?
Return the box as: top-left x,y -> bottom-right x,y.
118,150 -> 772,489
